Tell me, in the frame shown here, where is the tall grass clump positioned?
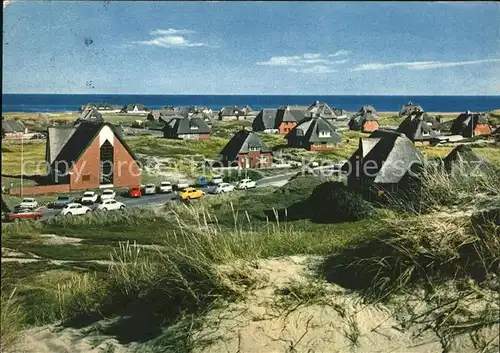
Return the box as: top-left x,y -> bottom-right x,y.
418,163 -> 499,211
0,288 -> 25,353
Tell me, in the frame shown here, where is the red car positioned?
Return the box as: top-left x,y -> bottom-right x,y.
7,207 -> 43,222
128,186 -> 142,198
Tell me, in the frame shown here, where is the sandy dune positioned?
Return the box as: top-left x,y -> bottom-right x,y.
12,256 -> 499,353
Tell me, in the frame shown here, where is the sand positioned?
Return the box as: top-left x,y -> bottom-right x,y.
12,256 -> 499,353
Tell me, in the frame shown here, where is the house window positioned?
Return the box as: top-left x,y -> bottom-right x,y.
318,131 -> 331,137
422,131 -> 430,136
190,126 -> 199,130
248,147 -> 260,152
82,175 -> 91,182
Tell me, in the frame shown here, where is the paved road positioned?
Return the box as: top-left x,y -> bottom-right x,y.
36,173 -> 301,221
10,165 -> 344,223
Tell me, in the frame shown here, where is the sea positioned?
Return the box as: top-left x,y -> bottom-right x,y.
2,94 -> 500,113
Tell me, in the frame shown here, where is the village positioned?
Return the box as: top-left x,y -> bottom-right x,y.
2,100 -> 499,216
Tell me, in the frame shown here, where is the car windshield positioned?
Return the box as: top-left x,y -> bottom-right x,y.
103,190 -> 113,194
161,182 -> 170,186
146,184 -> 154,187
17,209 -> 31,213
83,192 -> 94,197
22,198 -> 34,203
57,196 -> 69,201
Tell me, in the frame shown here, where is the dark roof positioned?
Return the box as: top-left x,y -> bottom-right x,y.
450,111 -> 490,136
163,116 -> 211,135
75,108 -> 104,125
399,102 -> 423,117
122,104 -> 149,112
49,122 -> 138,173
220,130 -> 271,160
342,130 -> 424,183
286,117 -> 342,144
396,111 -> 441,141
443,144 -> 494,172
348,111 -> 379,130
359,105 -> 377,115
219,106 -> 240,116
2,119 -> 26,133
252,109 -> 279,130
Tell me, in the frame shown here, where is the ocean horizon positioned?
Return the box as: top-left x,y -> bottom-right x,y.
2,94 -> 500,113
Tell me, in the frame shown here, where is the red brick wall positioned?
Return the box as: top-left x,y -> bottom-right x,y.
362,121 -> 379,133
474,124 -> 492,136
279,122 -> 297,135
237,152 -> 273,168
114,137 -> 141,188
69,137 -> 101,191
9,184 -> 70,196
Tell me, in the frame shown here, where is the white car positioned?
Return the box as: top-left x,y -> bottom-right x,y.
211,175 -> 224,185
81,191 -> 98,205
175,181 -> 190,190
143,184 -> 156,195
100,189 -> 116,202
213,182 -> 235,194
157,181 -> 173,193
97,199 -> 126,212
18,198 -> 38,210
60,203 -> 92,216
237,179 -> 257,190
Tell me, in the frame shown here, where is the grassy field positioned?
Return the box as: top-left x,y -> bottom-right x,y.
1,167 -> 499,352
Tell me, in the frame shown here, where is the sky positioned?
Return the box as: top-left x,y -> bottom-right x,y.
2,1 -> 500,95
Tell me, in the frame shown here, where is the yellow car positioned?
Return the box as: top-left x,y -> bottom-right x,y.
179,187 -> 205,201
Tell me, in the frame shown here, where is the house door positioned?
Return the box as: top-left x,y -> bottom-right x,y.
100,140 -> 114,185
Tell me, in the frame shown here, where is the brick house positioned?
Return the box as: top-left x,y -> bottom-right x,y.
396,111 -> 441,145
450,111 -> 492,137
342,130 -> 424,201
285,116 -> 342,151
252,106 -> 307,134
220,129 -> 272,168
349,105 -> 380,133
162,115 -> 211,140
45,121 -> 141,190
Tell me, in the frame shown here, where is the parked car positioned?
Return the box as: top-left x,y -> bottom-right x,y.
59,203 -> 92,216
179,187 -> 205,201
143,184 -> 156,195
97,199 -> 126,212
100,189 -> 116,202
212,182 -> 235,194
197,176 -> 209,187
53,195 -> 75,209
17,198 -> 38,210
81,191 -> 98,205
175,180 -> 190,191
157,181 -> 173,193
7,207 -> 43,222
237,179 -> 257,190
128,186 -> 142,198
211,175 -> 224,185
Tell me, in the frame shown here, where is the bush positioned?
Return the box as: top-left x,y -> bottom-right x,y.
308,182 -> 374,223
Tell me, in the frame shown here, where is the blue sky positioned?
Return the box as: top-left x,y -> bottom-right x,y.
3,1 -> 500,95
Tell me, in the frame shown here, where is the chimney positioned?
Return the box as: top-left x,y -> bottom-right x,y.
310,112 -> 314,118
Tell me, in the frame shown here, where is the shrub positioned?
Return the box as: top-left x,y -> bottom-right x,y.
308,182 -> 374,223
1,288 -> 25,353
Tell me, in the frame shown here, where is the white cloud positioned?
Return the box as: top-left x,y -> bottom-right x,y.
256,52 -> 350,69
150,28 -> 196,36
135,28 -> 213,48
351,58 -> 500,71
329,50 -> 351,57
289,65 -> 337,74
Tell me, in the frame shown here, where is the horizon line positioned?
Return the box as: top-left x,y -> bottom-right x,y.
3,93 -> 500,97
